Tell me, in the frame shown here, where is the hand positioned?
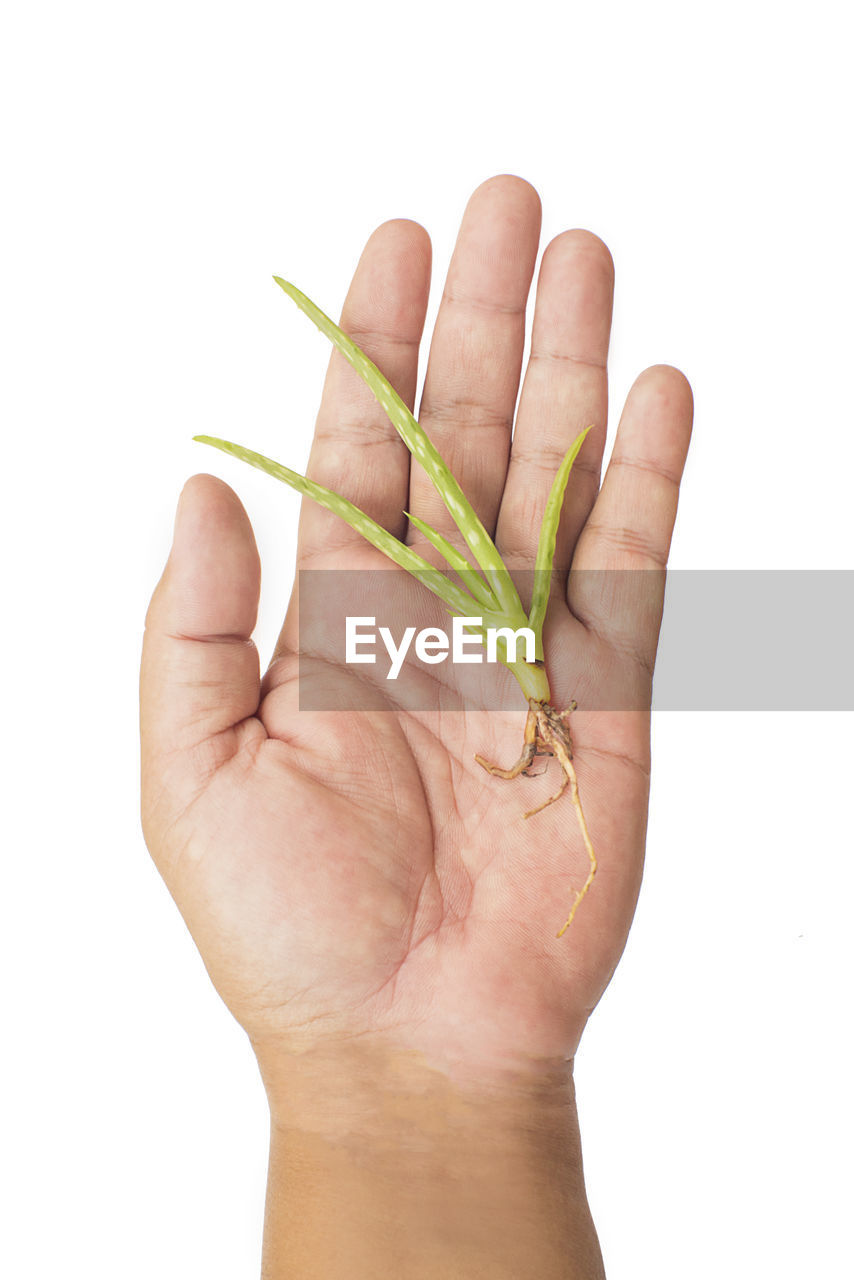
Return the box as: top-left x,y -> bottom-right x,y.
142,175 -> 692,1277
141,176 -> 692,1093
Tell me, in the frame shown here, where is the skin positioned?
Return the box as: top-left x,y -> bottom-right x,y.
140,174 -> 693,1277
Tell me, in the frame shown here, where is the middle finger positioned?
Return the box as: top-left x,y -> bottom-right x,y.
407,174 -> 541,543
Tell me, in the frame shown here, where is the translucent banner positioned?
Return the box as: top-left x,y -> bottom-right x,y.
295,569 -> 854,711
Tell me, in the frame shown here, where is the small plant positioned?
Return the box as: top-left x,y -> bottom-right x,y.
195,279 -> 596,936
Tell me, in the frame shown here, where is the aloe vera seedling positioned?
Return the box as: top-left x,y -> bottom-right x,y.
195,278 -> 596,936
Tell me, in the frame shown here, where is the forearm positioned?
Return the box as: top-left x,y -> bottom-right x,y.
257,1041 -> 605,1280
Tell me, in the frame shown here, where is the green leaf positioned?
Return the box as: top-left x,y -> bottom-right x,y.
193,435 -> 483,619
273,277 -> 525,619
527,426 -> 593,656
405,512 -> 499,612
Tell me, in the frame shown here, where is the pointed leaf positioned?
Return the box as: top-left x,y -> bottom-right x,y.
405,512 -> 499,612
194,435 -> 483,618
528,426 -> 594,654
273,277 -> 524,618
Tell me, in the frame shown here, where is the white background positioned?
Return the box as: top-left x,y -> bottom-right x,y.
2,1 -> 852,1276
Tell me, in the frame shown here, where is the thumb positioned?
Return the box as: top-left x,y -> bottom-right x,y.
140,474 -> 263,774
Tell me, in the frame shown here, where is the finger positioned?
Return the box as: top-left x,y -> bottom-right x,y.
141,475 -> 263,770
296,219 -> 431,567
568,365 -> 693,673
496,230 -> 613,568
408,174 -> 541,541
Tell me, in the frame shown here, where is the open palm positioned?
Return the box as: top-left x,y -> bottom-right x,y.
141,176 -> 692,1085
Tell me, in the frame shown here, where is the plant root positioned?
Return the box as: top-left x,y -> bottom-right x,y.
476,698 -> 597,938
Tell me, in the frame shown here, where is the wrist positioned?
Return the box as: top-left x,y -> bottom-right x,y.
257,1040 -> 604,1280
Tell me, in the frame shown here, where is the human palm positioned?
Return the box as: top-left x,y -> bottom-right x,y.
141,176 -> 692,1085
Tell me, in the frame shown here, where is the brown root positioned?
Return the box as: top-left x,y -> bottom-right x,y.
475,698 -> 597,938
474,706 -> 538,780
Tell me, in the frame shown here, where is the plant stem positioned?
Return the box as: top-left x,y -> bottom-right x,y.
508,661 -> 552,703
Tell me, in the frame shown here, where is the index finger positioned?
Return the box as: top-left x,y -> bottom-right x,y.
295,219 -> 432,569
